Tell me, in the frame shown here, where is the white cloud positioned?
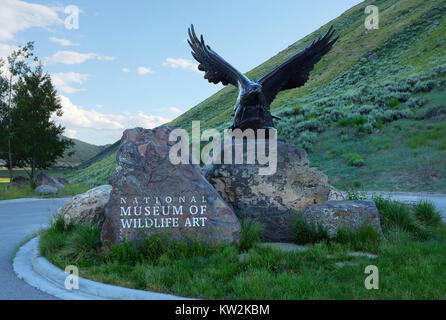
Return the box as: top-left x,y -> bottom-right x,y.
49,37 -> 78,46
163,58 -> 199,73
121,68 -> 130,73
137,66 -> 154,75
0,43 -> 18,59
45,50 -> 115,65
54,95 -> 171,144
97,55 -> 115,61
52,72 -> 89,94
169,107 -> 182,115
95,104 -> 103,109
65,129 -> 77,139
0,0 -> 62,41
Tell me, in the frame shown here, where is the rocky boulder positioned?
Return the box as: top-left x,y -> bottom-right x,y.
101,127 -> 241,246
36,172 -> 64,190
35,185 -> 58,195
301,200 -> 384,238
56,185 -> 112,225
10,176 -> 29,188
328,187 -> 345,201
56,177 -> 69,185
203,138 -> 334,242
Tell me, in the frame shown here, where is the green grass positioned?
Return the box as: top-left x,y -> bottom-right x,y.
291,215 -> 329,245
413,200 -> 443,228
239,219 -> 264,252
0,183 -> 90,200
39,198 -> 446,299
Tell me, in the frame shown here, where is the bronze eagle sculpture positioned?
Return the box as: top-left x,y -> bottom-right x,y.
188,24 -> 339,130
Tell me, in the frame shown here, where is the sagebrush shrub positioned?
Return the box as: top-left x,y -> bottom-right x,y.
344,153 -> 365,167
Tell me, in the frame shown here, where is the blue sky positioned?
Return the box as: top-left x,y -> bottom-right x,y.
0,0 -> 363,145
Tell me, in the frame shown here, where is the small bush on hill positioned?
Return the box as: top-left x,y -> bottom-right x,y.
344,153 -> 365,167
388,98 -> 400,108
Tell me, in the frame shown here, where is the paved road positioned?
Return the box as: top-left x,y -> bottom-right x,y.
0,197 -> 70,300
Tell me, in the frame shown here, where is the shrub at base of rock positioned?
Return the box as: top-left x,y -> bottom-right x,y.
300,200 -> 384,239
36,172 -> 65,191
203,138 -> 335,242
100,127 -> 241,246
56,185 -> 112,225
35,185 -> 58,195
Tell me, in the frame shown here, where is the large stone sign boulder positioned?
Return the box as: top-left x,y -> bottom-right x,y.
36,172 -> 65,191
101,127 -> 241,246
203,139 -> 335,242
301,200 -> 384,238
56,185 -> 112,225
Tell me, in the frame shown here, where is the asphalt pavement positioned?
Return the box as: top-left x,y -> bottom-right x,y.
0,197 -> 70,300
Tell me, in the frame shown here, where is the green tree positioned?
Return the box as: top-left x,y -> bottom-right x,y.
0,42 -> 36,179
0,59 -> 9,157
10,65 -> 74,183
0,58 -> 10,169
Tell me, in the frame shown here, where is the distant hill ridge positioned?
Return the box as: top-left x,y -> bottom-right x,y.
55,136 -> 108,168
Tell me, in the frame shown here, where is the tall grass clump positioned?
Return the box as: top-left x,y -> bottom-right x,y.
291,214 -> 329,245
40,216 -> 74,265
413,200 -> 442,228
103,233 -> 218,266
40,216 -> 102,266
239,219 -> 264,251
40,217 -> 220,268
68,224 -> 102,262
335,226 -> 381,252
373,196 -> 429,240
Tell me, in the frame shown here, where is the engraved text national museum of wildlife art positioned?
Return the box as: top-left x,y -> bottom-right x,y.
119,195 -> 209,229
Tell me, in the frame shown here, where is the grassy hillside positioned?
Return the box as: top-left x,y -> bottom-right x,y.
67,0 -> 446,192
55,137 -> 106,168
0,136 -> 106,179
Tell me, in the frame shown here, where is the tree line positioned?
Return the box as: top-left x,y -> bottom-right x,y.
0,42 -> 73,185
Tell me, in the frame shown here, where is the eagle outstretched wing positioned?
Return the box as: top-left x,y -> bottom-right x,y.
188,24 -> 249,88
259,26 -> 339,104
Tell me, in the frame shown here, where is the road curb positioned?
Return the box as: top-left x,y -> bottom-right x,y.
13,237 -> 193,300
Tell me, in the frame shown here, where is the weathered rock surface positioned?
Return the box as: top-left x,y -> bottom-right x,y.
36,172 -> 64,190
56,185 -> 112,225
203,139 -> 333,242
101,127 -> 241,246
10,176 -> 29,188
301,200 -> 384,238
35,185 -> 58,195
328,187 -> 345,201
56,177 -> 69,185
